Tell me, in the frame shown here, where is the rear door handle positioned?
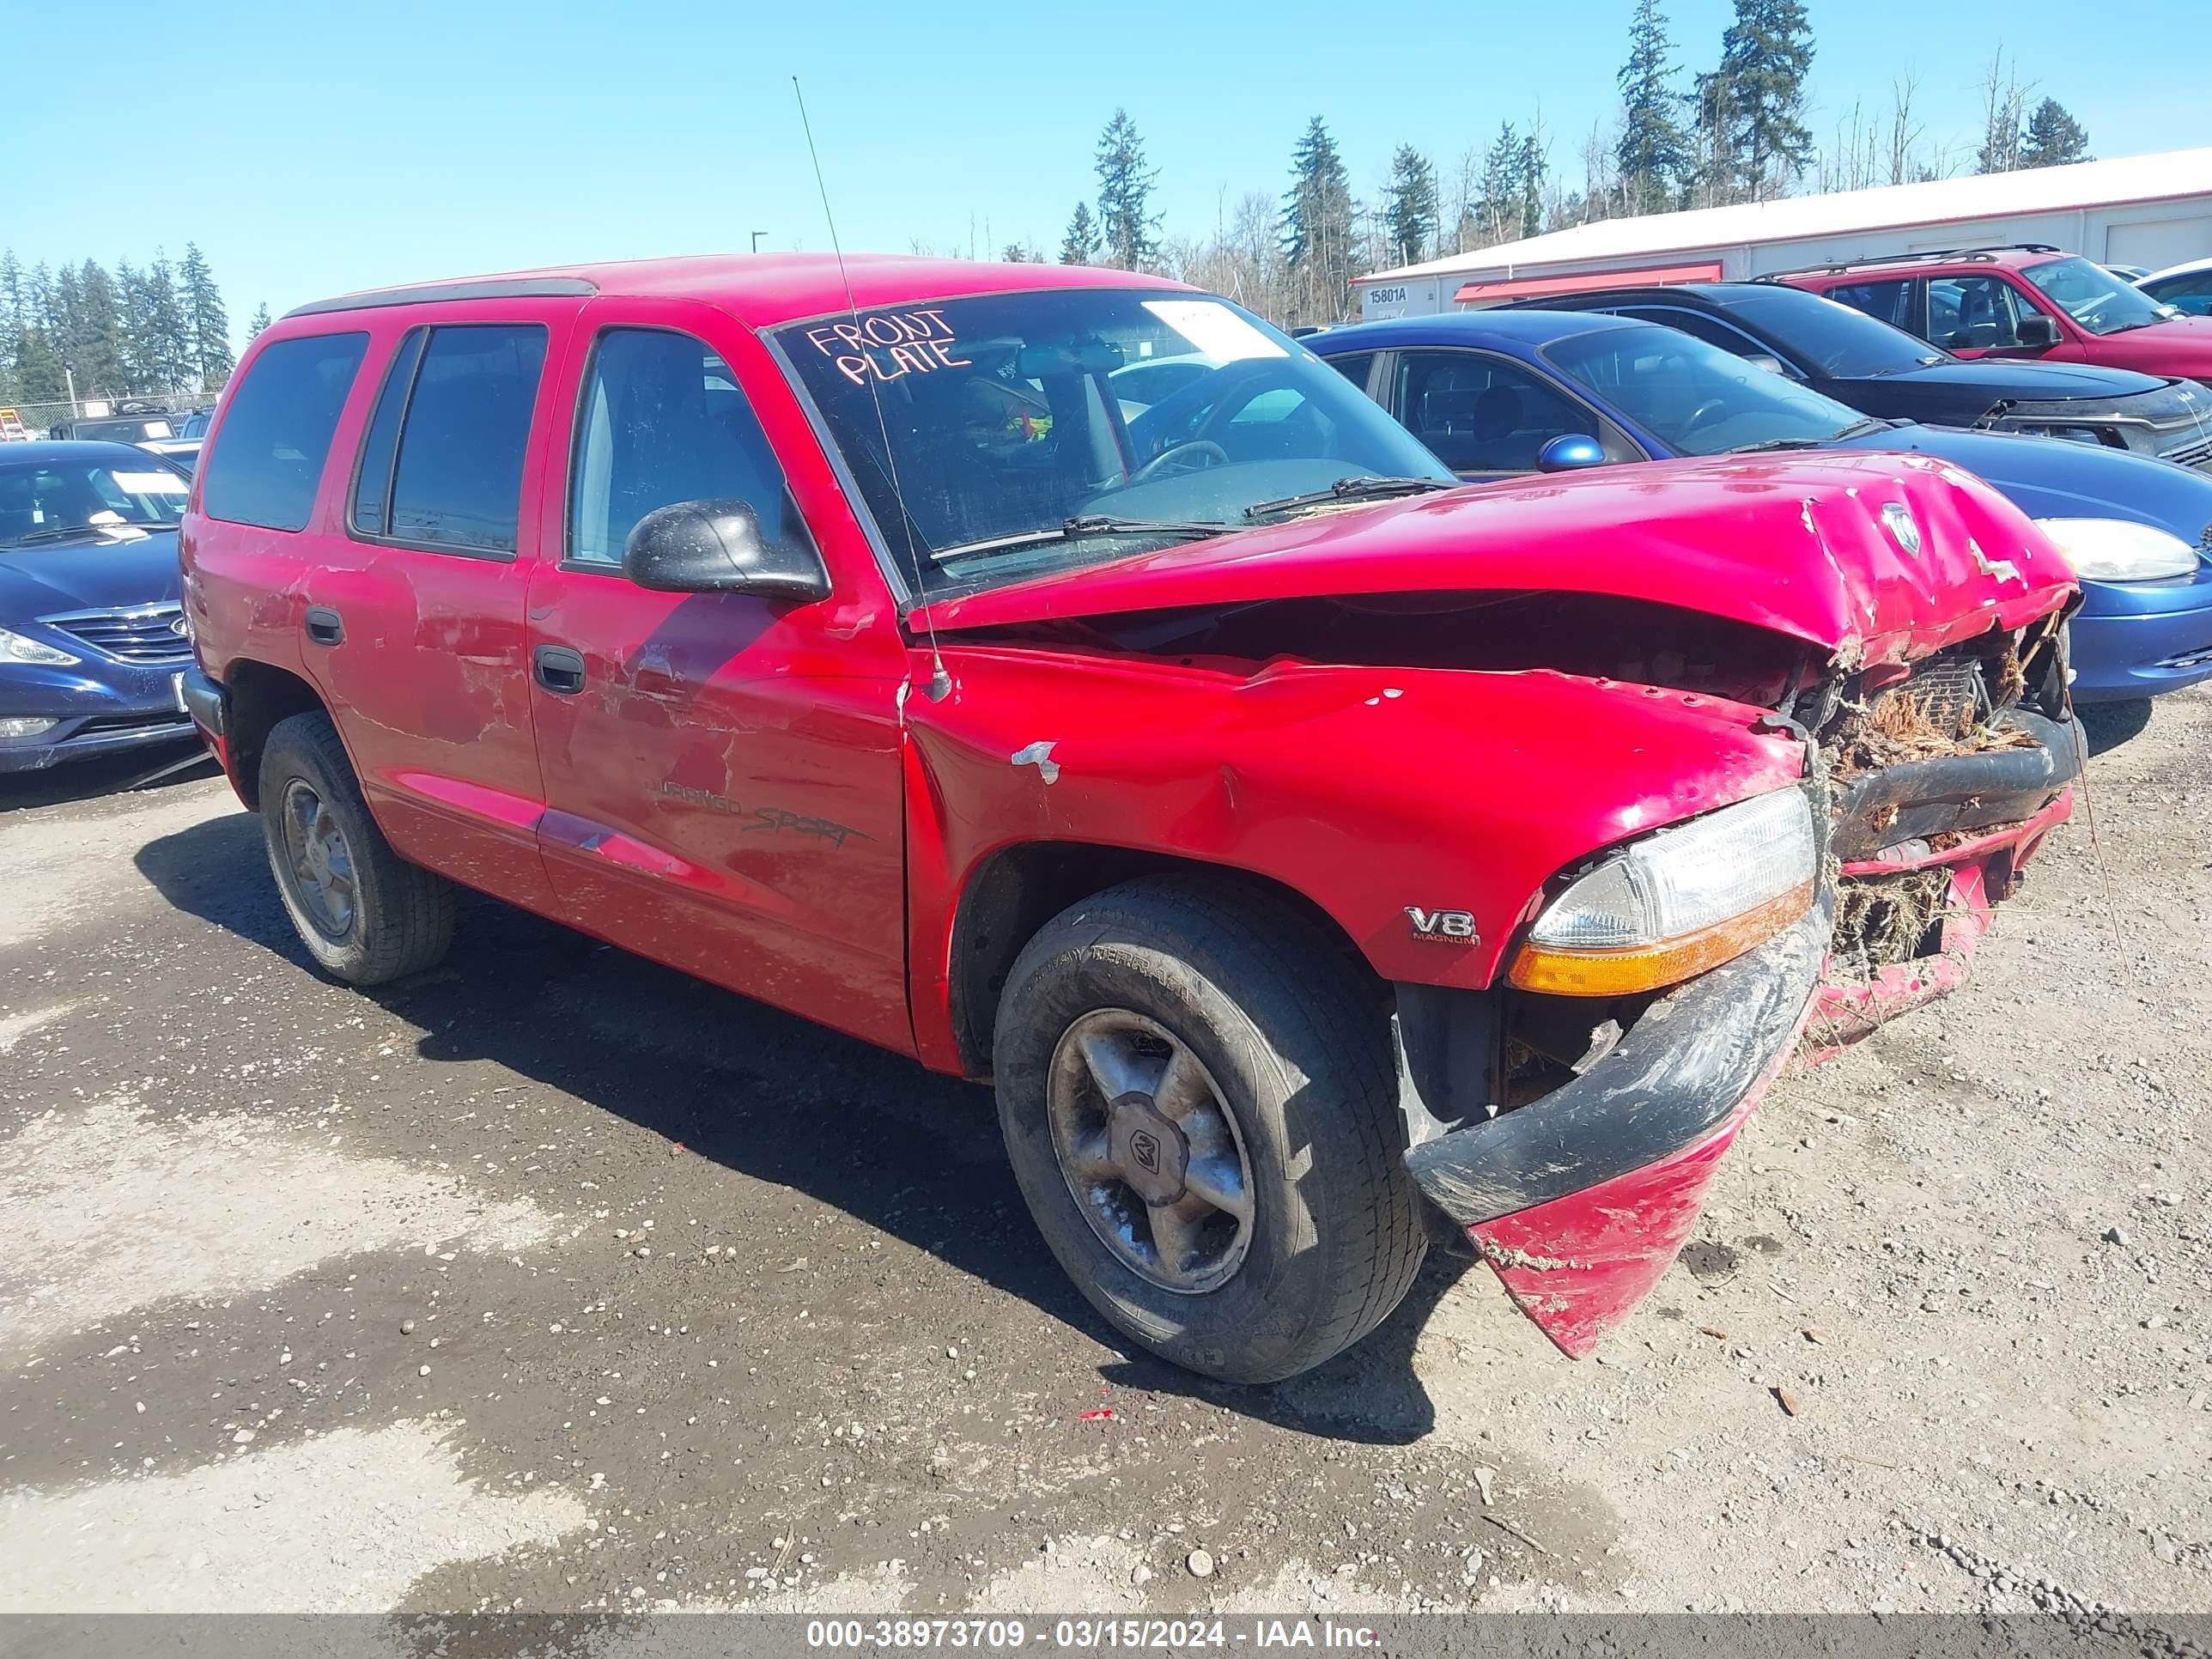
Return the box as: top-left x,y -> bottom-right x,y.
304,605 -> 343,646
533,644 -> 586,695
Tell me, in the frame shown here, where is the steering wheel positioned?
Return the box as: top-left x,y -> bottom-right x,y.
1682,398 -> 1731,437
1129,439 -> 1230,485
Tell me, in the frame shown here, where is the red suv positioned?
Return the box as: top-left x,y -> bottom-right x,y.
1773,245 -> 2212,386
177,256 -> 2081,1382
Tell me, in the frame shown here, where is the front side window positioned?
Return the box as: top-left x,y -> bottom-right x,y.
1926,276 -> 2045,350
0,456 -> 191,549
1393,349 -> 1611,473
773,289 -> 1448,597
362,324 -> 548,554
202,331 -> 368,532
2021,255 -> 2177,336
568,329 -> 800,568
1544,322 -> 1868,456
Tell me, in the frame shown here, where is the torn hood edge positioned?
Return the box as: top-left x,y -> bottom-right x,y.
920,453 -> 2078,670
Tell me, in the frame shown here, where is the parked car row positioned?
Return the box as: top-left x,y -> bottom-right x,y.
7,251 -> 2194,1385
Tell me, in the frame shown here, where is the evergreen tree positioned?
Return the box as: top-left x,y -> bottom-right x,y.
1094,110 -> 1160,271
0,250 -> 22,340
1279,117 -> 1359,324
143,252 -> 191,392
1479,123 -> 1524,240
247,303 -> 273,340
179,243 -> 233,386
1060,202 -> 1100,264
14,325 -> 67,406
1519,127 -> 1549,240
2020,99 -> 2091,169
1382,144 -> 1439,267
1696,0 -> 1815,202
74,261 -> 129,398
116,259 -> 158,389
1616,0 -> 1690,214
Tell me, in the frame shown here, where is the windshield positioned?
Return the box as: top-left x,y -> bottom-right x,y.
0,456 -> 190,549
1544,323 -> 1869,455
774,289 -> 1449,595
2021,256 -> 2177,336
1719,286 -> 1948,377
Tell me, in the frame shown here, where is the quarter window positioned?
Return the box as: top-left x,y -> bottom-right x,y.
568,328 -> 799,568
358,325 -> 547,555
201,331 -> 368,532
1823,279 -> 1914,331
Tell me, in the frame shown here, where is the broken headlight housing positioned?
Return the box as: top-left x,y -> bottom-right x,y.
1510,789 -> 1816,996
2035,518 -> 2200,582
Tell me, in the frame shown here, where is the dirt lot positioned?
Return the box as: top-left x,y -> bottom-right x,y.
1,691 -> 2205,1620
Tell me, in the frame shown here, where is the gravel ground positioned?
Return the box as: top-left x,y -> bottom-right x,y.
0,691 -> 2204,1619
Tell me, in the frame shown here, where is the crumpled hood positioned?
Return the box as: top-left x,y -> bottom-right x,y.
0,528 -> 183,620
927,453 -> 2075,668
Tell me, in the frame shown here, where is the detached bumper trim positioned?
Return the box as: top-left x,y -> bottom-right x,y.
1401,895 -> 1830,1231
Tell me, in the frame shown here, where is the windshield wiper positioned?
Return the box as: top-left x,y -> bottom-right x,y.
1243,476 -> 1453,520
932,514 -> 1229,563
0,525 -> 106,549
1727,416 -> 1899,454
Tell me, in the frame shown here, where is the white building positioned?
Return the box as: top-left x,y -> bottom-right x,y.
1355,147 -> 2212,319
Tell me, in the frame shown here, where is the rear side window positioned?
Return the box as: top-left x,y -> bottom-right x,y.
202,331 -> 368,532
568,328 -> 799,568
1824,279 -> 1913,331
354,324 -> 547,555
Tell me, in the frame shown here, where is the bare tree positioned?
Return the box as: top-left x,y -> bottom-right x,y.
1886,71 -> 1926,185
1976,47 -> 2033,174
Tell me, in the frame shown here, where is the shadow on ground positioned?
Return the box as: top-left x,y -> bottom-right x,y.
133,808 -> 1443,1445
2079,697 -> 2155,756
0,740 -> 216,814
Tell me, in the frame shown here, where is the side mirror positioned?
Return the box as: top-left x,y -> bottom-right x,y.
2013,314 -> 2061,349
621,498 -> 830,600
1536,434 -> 1609,473
1743,352 -> 1790,375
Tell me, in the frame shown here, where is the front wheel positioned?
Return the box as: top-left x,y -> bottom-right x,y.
258,711 -> 453,985
993,878 -> 1425,1383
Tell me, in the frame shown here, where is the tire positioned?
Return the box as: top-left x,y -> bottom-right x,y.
993,877 -> 1425,1383
257,710 -> 453,986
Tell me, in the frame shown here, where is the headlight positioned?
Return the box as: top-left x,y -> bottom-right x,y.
0,716 -> 60,739
0,626 -> 81,665
2035,517 -> 2201,581
1510,789 -> 1817,996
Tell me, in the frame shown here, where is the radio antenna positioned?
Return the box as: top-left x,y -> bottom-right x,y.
793,76 -> 951,702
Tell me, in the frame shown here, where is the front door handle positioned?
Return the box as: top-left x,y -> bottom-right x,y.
533,644 -> 586,696
304,605 -> 343,646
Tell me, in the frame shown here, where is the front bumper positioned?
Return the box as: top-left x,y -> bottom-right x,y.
1404,898 -> 1830,1358
1401,721 -> 2079,1358
0,651 -> 199,774
2069,573 -> 2212,702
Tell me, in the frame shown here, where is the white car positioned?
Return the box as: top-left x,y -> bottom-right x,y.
2138,255 -> 2212,318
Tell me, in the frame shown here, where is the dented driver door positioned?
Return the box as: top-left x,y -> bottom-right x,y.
522,300 -> 915,1055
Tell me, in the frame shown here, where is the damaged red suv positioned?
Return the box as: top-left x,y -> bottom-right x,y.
178,257 -> 2082,1381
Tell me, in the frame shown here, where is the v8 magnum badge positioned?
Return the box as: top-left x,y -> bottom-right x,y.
1406,906 -> 1478,945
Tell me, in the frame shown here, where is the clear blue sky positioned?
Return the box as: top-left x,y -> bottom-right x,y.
6,0 -> 2206,333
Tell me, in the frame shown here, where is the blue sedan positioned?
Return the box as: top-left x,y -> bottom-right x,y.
1313,311 -> 2212,703
0,441 -> 200,772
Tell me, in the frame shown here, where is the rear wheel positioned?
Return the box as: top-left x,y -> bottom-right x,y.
258,712 -> 453,985
993,878 -> 1425,1383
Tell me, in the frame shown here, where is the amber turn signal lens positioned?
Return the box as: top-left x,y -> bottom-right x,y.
1507,879 -> 1815,997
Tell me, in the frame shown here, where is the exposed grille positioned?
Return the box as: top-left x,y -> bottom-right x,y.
2158,432 -> 2212,471
46,604 -> 191,663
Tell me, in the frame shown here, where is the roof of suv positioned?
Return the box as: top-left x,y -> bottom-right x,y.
1761,245 -> 2068,284
280,254 -> 1189,332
